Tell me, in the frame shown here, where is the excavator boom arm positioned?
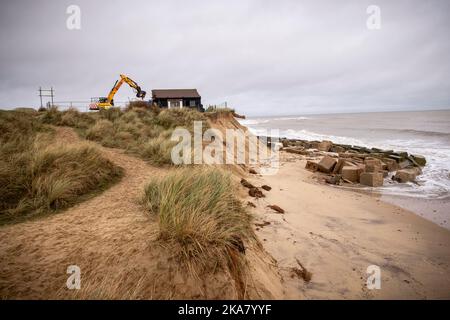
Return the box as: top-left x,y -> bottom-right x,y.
106,79 -> 125,103
90,74 -> 147,110
105,74 -> 146,104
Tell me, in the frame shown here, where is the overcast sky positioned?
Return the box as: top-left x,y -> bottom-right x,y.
0,0 -> 449,116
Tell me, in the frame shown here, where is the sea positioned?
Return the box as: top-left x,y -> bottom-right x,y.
239,110 -> 450,201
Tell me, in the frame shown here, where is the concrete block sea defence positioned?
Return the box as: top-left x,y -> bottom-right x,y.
284,147 -> 305,155
318,140 -> 333,152
365,163 -> 379,173
411,154 -> 426,166
333,158 -> 347,174
364,159 -> 382,172
305,160 -> 319,172
341,166 -> 360,183
398,159 -> 413,169
330,145 -> 346,153
360,172 -> 384,187
393,168 -> 422,183
318,156 -> 337,173
383,158 -> 398,171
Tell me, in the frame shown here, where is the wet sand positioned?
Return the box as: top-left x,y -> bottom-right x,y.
381,195 -> 450,230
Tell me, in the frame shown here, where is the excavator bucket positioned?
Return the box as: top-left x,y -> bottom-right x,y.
136,90 -> 146,99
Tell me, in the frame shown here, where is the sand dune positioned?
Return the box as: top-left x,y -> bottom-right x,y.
0,127 -> 280,299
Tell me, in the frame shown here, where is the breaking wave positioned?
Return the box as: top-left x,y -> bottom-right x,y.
245,125 -> 450,200
238,116 -> 309,126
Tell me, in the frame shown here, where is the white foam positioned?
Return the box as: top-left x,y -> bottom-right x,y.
245,124 -> 450,199
272,116 -> 310,121
238,119 -> 269,125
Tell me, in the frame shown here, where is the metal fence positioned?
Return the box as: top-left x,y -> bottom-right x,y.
51,101 -> 131,112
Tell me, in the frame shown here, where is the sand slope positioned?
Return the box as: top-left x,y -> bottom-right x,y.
246,152 -> 450,299
0,127 -> 280,299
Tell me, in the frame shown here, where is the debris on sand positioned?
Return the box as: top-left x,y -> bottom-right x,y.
240,178 -> 255,189
267,205 -> 285,214
249,168 -> 258,174
247,201 -> 256,208
290,258 -> 312,282
249,187 -> 265,198
254,221 -> 271,228
261,185 -> 272,191
325,174 -> 342,185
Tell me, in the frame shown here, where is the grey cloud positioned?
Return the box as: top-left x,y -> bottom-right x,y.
0,0 -> 449,116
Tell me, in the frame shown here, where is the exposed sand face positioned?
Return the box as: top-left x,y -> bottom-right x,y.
0,127 -> 281,299
246,152 -> 450,299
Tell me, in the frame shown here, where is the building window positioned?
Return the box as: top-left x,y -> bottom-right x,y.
189,100 -> 196,107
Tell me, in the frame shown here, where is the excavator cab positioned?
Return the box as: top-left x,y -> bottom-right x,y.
89,97 -> 111,110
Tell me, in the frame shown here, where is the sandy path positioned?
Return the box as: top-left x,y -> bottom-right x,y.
0,127 -> 170,299
247,152 -> 450,299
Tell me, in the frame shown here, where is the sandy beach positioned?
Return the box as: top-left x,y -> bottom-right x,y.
245,151 -> 450,299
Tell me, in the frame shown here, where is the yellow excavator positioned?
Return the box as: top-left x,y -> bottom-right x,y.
89,74 -> 146,110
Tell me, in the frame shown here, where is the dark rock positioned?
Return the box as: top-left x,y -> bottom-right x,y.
249,168 -> 258,174
240,178 -> 255,189
249,187 -> 265,198
261,185 -> 272,191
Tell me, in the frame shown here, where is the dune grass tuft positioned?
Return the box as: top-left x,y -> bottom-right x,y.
40,106 -> 208,166
0,110 -> 123,224
142,167 -> 253,287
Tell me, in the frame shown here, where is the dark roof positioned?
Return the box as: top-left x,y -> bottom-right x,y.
152,89 -> 200,99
